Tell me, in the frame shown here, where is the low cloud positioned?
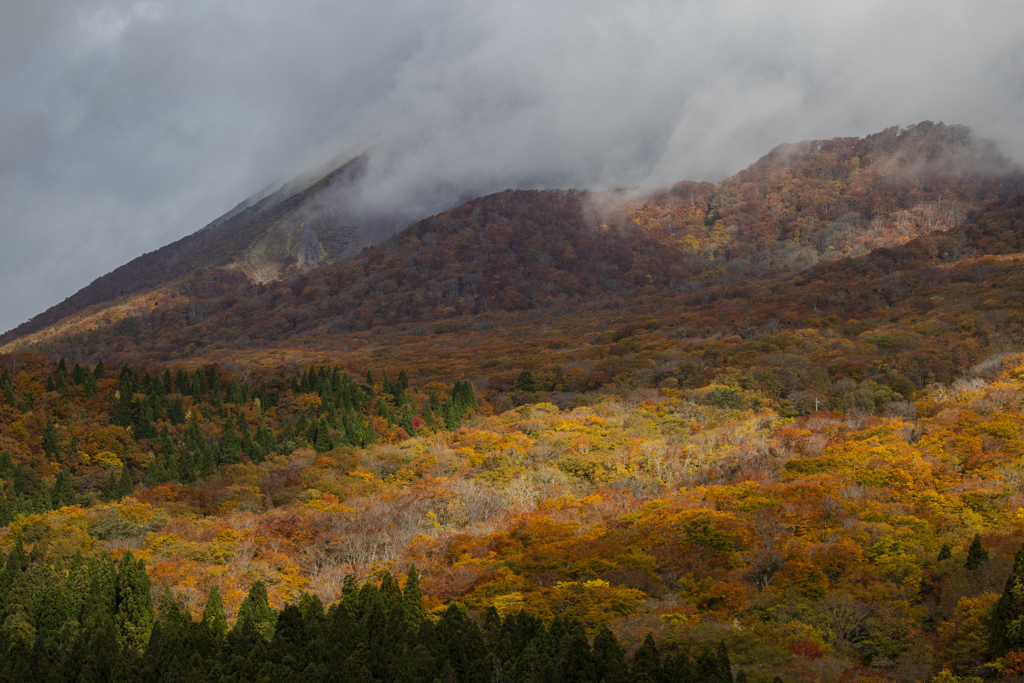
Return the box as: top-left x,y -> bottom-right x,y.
2,0 -> 1023,333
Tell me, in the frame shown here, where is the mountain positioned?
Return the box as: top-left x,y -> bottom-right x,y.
6,122 -> 1024,681
0,152 -> 403,344
2,121 -> 1021,362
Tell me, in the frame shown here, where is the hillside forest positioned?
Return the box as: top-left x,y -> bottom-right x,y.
1,122 -> 1024,682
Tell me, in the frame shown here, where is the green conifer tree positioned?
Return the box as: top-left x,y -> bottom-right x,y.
364,416 -> 378,446
226,377 -> 241,405
136,400 -> 157,440
966,534 -> 989,570
202,584 -> 228,642
717,640 -> 734,683
115,550 -> 154,654
112,378 -> 134,428
51,470 -> 78,508
236,580 -> 276,641
314,416 -> 334,453
398,404 -> 415,437
403,565 -> 425,633
209,371 -> 223,412
175,369 -> 189,395
2,377 -> 14,406
42,418 -> 59,459
514,371 -> 536,392
101,470 -> 120,502
185,412 -> 206,452
117,466 -> 133,498
147,452 -> 167,486
84,371 -> 98,397
992,542 -> 1024,655
191,369 -> 205,405
237,413 -> 254,460
220,420 -> 240,465
630,633 -> 662,683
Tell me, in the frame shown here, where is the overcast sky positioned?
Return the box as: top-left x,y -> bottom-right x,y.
2,0 -> 1023,335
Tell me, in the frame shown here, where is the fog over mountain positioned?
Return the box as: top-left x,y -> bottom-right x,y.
2,0 -> 1023,334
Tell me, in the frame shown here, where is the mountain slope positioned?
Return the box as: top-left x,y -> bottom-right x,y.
2,122 -> 1021,359
0,154 -> 381,342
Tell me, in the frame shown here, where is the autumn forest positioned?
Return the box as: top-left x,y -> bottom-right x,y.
3,122 -> 1024,682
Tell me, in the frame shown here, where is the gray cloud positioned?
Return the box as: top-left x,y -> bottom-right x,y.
2,0 -> 1023,334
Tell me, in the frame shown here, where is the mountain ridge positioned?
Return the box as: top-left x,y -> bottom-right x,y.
3,121 -> 1021,359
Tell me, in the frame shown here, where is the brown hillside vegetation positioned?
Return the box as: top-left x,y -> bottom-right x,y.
3,122 -> 1024,681
3,121 -> 1020,355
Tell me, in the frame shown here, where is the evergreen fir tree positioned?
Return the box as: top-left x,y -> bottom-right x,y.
146,452 -> 167,485
71,363 -> 87,384
209,371 -> 223,412
51,470 -> 78,508
220,420 -> 240,465
168,397 -> 185,425
444,401 -> 460,430
202,584 -> 228,642
514,371 -> 536,392
136,400 -> 157,440
94,359 -> 106,379
115,551 -> 154,654
0,489 -> 14,527
226,377 -> 241,405
117,466 -> 133,498
314,416 -> 333,453
159,425 -> 175,458
364,416 -> 378,446
174,369 -> 189,395
118,363 -> 136,393
696,644 -> 722,683
185,412 -> 206,452
558,629 -> 596,683
992,541 -> 1024,656
198,447 -> 214,479
400,405 -> 416,436
377,396 -> 393,425
2,376 -> 14,405
177,446 -> 195,482
966,534 -> 989,570
717,640 -> 734,683
54,370 -> 68,395
112,378 -> 134,428
630,633 -> 662,683
237,413 -> 254,460
165,445 -> 182,483
101,470 -> 120,502
1,530 -> 28,585
236,580 -> 276,641
42,418 -> 59,459
938,543 -> 952,561
192,369 -> 205,404
84,371 -> 98,397
403,565 -> 425,633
